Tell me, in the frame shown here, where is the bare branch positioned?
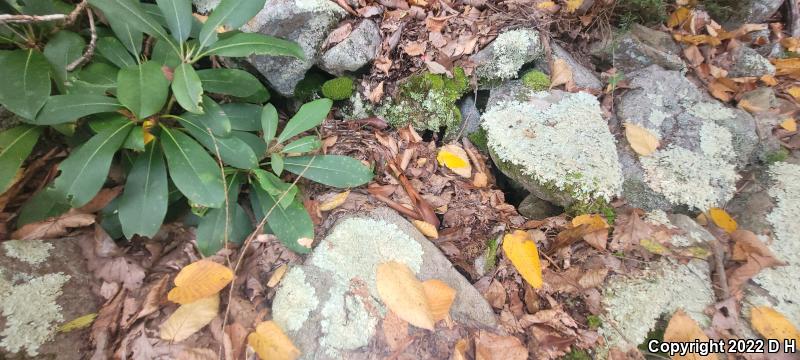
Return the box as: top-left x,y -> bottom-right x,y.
0,0 -> 87,25
65,8 -> 96,71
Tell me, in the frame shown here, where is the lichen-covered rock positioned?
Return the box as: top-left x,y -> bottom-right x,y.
599,258 -> 714,352
540,44 -> 602,91
616,65 -> 758,211
0,238 -> 100,358
456,94 -> 481,138
724,46 -> 775,78
708,0 -> 784,29
194,0 -> 346,96
471,28 -> 544,83
319,20 -> 381,76
482,89 -> 623,208
270,208 -> 497,359
592,24 -> 685,74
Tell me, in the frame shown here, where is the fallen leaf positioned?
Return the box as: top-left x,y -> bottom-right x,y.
59,313 -> 98,333
474,331 -> 528,360
760,74 -> 777,86
727,231 -> 785,295
368,81 -> 384,103
578,268 -> 608,289
571,214 -> 609,250
159,295 -> 219,342
667,7 -> 690,28
565,0 -> 582,13
750,306 -> 800,342
267,264 -> 288,288
247,321 -> 301,360
11,212 -> 95,240
708,208 -> 737,233
167,260 -> 234,304
136,275 -> 170,320
318,190 -> 350,211
425,61 -> 450,76
382,310 -> 409,351
404,41 -> 427,56
437,144 -> 472,178
177,348 -> 217,360
738,99 -> 767,113
640,238 -> 671,255
571,214 -> 609,231
422,279 -> 456,322
550,58 -> 574,89
473,172 -> 488,187
780,118 -> 797,132
413,220 -> 439,239
663,310 -> 719,360
625,123 -> 660,156
610,209 -> 653,251
376,261 -> 435,330
502,230 -> 543,289
452,338 -> 470,360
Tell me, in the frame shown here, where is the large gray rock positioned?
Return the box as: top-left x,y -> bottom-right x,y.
0,238 -> 100,359
270,208 -> 496,359
195,0 -> 346,96
592,24 -> 685,74
471,28 -> 544,83
539,43 -> 602,91
615,65 -> 758,211
724,46 -> 775,78
319,20 -> 381,76
710,0 -> 784,29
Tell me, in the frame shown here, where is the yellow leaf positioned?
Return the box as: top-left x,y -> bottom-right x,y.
376,261 -> 435,330
750,306 -> 800,342
663,310 -> 719,360
167,260 -> 234,304
639,238 -> 670,255
422,279 -> 456,322
58,313 -> 97,333
565,0 -> 582,13
787,87 -> 800,101
571,214 -> 609,232
536,1 -> 557,9
413,220 -> 439,239
159,294 -> 219,342
625,123 -> 660,156
708,208 -> 737,234
437,145 -> 472,178
267,264 -> 288,288
667,7 -> 690,28
142,119 -> 155,145
502,230 -> 543,289
247,321 -> 301,360
780,118 -> 797,132
550,58 -> 573,89
318,190 -> 350,211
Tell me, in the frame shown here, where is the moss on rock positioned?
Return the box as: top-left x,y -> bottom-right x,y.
521,70 -> 550,91
321,77 -> 354,100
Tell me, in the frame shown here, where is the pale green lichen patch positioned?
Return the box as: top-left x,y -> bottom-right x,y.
319,283 -> 381,355
271,267 -> 319,332
687,101 -> 734,122
476,29 -> 542,81
3,240 -> 53,266
752,162 -> 800,327
482,91 -> 623,203
599,259 -> 714,351
0,271 -> 71,356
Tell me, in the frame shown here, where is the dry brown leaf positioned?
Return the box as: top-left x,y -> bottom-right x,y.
12,212 -> 95,240
167,260 -> 234,304
136,276 -> 170,321
750,306 -> 800,342
625,123 -> 660,156
403,41 -> 426,56
549,58 -> 574,89
177,348 -> 217,360
709,80 -> 735,101
318,190 -> 350,211
422,279 -> 456,322
683,45 -> 704,67
780,118 -> 797,131
247,321 -> 301,360
267,264 -> 289,288
159,295 -> 219,343
474,331 -> 528,360
611,209 -> 653,251
323,23 -> 352,48
578,268 -> 608,289
473,172 -> 488,187
412,220 -> 439,239
376,261 -> 435,330
663,310 -> 719,360
368,81 -> 384,103
382,310 -> 409,351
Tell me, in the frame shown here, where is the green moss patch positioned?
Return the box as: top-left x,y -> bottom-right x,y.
321,77 -> 354,101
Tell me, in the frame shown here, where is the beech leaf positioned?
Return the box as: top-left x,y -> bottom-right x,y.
247,321 -> 301,360
422,279 -> 456,322
502,230 -> 543,288
436,144 -> 471,178
750,306 -> 800,342
167,260 -> 234,304
159,294 -> 219,342
663,309 -> 719,360
708,208 -> 737,234
625,123 -> 659,156
376,261 -> 435,330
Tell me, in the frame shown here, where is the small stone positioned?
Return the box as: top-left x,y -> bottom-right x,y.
709,0 -> 784,29
592,24 -> 685,74
517,194 -> 562,219
319,20 -> 381,76
456,94 -> 481,137
471,28 -> 544,83
724,46 -> 775,78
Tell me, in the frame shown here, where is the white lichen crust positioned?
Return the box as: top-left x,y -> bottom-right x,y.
751,162 -> 800,327
482,91 -> 623,202
599,259 -> 714,351
319,284 -> 381,355
0,271 -> 70,356
476,29 -> 542,81
271,267 -> 319,332
3,240 -> 53,266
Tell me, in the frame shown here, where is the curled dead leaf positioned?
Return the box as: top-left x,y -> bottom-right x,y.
413,220 -> 439,239
318,190 -> 350,211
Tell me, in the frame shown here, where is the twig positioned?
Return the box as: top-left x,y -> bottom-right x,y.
712,239 -> 731,300
65,8 -> 95,71
0,0 -> 86,25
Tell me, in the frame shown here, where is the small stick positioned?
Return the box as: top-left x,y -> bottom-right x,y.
0,0 -> 86,25
66,8 -> 96,71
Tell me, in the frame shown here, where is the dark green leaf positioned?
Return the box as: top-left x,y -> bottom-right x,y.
140,3 -> 168,27
123,126 -> 145,151
221,103 -> 261,131
196,173 -> 251,256
88,113 -> 129,133
276,98 -> 331,143
35,94 -> 122,125
88,0 -> 180,56
197,0 -> 266,48
51,123 -> 76,137
271,153 -> 283,176
172,63 -> 204,114
196,68 -> 263,97
175,114 -> 257,169
156,0 -> 192,43
283,155 -> 373,188
183,96 -> 230,137
251,182 -> 312,254
261,103 -> 278,144
52,120 -> 134,207
17,187 -> 70,227
281,136 -> 320,154
159,126 -> 225,208
235,85 -> 270,104
151,38 -> 181,68
118,141 -> 168,238
252,169 -> 296,209
202,32 -> 304,59
72,62 -> 118,94
230,131 -> 266,159
97,37 -> 137,68
0,49 -> 51,120
117,61 -> 170,119
0,125 -> 41,193
108,18 -> 142,56
43,31 -> 86,89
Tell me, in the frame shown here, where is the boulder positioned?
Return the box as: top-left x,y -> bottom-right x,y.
195,0 -> 346,96
723,46 -> 775,78
710,0 -> 784,29
615,65 -> 758,211
319,20 -> 381,76
482,88 -> 623,208
592,24 -> 685,73
270,208 -> 497,359
539,43 -> 602,91
471,28 -> 544,83
0,238 -> 100,359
